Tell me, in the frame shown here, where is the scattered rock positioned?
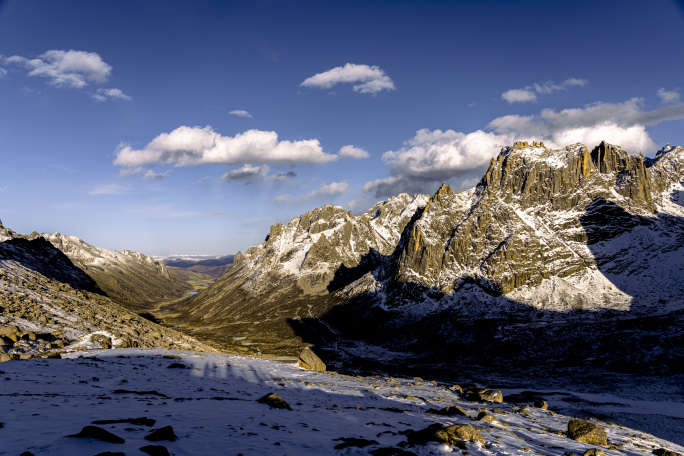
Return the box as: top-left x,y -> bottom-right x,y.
298,346 -> 326,372
167,362 -> 187,369
67,425 -> 125,444
407,423 -> 483,447
450,385 -> 463,394
95,452 -> 126,456
426,405 -> 470,417
584,450 -> 605,456
534,399 -> 548,409
465,387 -> 503,403
567,419 -> 607,445
90,334 -> 112,349
145,425 -> 178,442
333,437 -> 379,449
445,424 -> 485,445
653,449 -> 684,456
140,445 -> 171,456
476,411 -> 499,423
257,392 -> 292,410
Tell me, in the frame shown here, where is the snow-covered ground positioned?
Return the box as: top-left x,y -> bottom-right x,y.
1,349 -> 682,455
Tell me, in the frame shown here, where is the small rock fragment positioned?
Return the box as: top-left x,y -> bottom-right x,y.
426,405 -> 469,417
476,411 -> 499,423
653,449 -> 684,456
333,437 -> 379,449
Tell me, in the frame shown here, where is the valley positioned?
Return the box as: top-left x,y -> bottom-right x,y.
2,140 -> 684,451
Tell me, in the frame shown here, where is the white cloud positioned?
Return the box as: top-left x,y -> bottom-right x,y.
229,110 -> 253,118
143,170 -> 170,180
94,87 -> 132,102
502,78 -> 588,104
5,50 -> 112,89
338,145 -> 370,159
272,171 -> 297,182
222,164 -> 270,183
657,88 -> 680,105
300,63 -> 395,94
489,96 -> 684,153
0,68 -> 7,78
274,194 -> 290,204
501,89 -> 537,104
114,126 -> 339,169
89,184 -> 129,195
312,181 -> 348,196
381,128 -> 516,181
364,91 -> 684,198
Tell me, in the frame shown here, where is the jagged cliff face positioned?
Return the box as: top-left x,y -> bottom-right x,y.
176,141 -> 684,359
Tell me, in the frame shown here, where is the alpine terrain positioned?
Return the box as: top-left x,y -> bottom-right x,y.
167,140 -> 684,378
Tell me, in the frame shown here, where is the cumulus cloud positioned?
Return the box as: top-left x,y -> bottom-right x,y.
489,96 -> 684,152
300,63 -> 395,94
93,87 -> 132,102
272,171 -> 297,182
222,164 -> 270,183
364,91 -> 684,198
502,78 -> 588,104
114,126 -> 339,170
338,145 -> 370,159
143,170 -> 169,180
229,110 -> 253,118
312,181 -> 348,196
5,50 -> 112,88
657,88 -> 681,105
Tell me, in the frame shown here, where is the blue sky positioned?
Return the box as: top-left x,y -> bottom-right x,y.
1,0 -> 684,256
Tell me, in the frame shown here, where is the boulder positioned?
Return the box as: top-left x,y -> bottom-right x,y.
298,346 -> 326,372
140,445 -> 171,456
476,411 -> 499,423
257,392 -> 292,410
426,405 -> 470,417
67,425 -> 125,444
445,424 -> 484,445
653,450 -> 684,456
583,450 -> 605,456
567,419 -> 607,445
144,425 -> 177,442
534,399 -> 548,409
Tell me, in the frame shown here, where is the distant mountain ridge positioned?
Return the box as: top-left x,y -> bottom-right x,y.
159,254 -> 234,278
169,141 -> 684,376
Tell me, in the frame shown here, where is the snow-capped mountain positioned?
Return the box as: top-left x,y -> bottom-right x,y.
170,141 -> 684,374
1,227 -> 208,309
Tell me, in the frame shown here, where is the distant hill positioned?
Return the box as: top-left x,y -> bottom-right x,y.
159,254 -> 234,278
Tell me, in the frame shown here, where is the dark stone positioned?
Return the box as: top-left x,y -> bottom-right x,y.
112,389 -> 168,397
67,425 -> 125,443
583,450 -> 605,456
426,405 -> 469,417
140,445 -> 171,456
145,425 -> 178,442
334,437 -> 379,449
257,392 -> 292,410
20,452 -> 34,456
406,423 -> 451,446
167,362 -> 187,369
653,449 -> 684,456
534,399 -> 548,409
95,452 -> 126,456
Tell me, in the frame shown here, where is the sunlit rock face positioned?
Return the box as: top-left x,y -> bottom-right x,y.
173,141 -> 684,358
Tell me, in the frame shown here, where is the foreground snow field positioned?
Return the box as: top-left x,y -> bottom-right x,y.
1,349 -> 682,456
